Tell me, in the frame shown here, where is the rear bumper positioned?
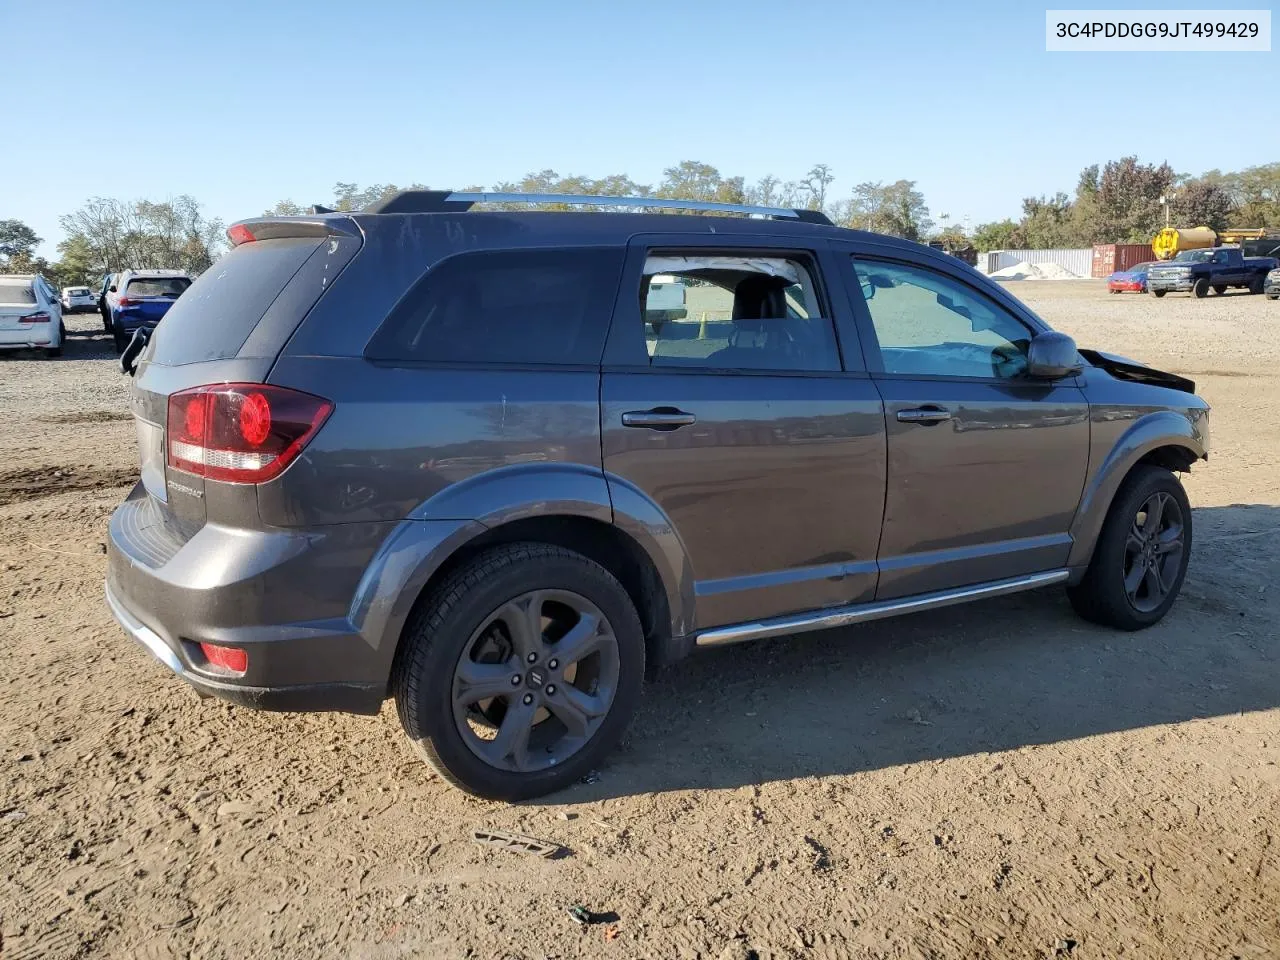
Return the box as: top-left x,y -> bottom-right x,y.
105,482 -> 397,714
0,324 -> 57,348
105,580 -> 381,712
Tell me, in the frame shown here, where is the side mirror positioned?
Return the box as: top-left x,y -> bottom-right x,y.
1026,331 -> 1083,379
108,285 -> 117,293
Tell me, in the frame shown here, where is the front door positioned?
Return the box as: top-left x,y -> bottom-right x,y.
841,251 -> 1091,599
601,237 -> 886,630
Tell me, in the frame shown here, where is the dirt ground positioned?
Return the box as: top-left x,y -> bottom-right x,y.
2,284 -> 1278,959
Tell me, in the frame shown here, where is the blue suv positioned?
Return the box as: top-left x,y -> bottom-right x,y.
110,270 -> 192,352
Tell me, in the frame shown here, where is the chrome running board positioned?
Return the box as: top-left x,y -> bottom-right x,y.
695,569 -> 1070,648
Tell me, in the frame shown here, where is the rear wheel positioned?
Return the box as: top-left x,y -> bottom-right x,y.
1249,275 -> 1265,295
1212,284 -> 1227,295
1192,278 -> 1210,298
393,543 -> 645,800
112,327 -> 129,354
1068,465 -> 1192,630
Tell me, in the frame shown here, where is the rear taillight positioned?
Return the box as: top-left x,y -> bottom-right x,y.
19,312 -> 49,324
117,296 -> 134,307
166,384 -> 332,483
199,642 -> 248,674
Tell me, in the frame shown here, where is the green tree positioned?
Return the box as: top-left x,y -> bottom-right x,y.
51,235 -> 97,286
1228,163 -> 1280,229
58,195 -> 224,276
841,180 -> 932,240
655,161 -> 746,205
973,219 -> 1023,251
1018,193 -> 1076,248
1089,156 -> 1175,242
1173,175 -> 1236,231
0,219 -> 41,267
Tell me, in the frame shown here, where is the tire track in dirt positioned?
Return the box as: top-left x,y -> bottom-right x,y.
0,466 -> 137,507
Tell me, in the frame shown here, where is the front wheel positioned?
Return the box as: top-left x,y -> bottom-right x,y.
1192,278 -> 1210,298
393,543 -> 645,800
1151,289 -> 1167,298
1068,465 -> 1192,630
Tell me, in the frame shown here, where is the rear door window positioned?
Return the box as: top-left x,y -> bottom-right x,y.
366,247 -> 623,365
637,252 -> 840,372
148,237 -> 322,365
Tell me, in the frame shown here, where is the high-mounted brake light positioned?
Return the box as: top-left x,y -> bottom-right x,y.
19,312 -> 50,324
227,224 -> 256,246
166,384 -> 332,483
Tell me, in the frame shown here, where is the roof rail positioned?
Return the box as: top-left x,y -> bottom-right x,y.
364,189 -> 833,225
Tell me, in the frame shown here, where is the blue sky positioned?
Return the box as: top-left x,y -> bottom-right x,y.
5,0 -> 1275,255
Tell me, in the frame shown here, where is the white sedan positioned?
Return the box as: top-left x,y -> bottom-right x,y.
0,274 -> 64,358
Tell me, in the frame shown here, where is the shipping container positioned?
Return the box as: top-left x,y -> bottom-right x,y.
984,249 -> 1093,278
1091,243 -> 1155,278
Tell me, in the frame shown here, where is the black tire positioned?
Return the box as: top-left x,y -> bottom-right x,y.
1192,277 -> 1210,298
393,543 -> 645,800
1109,288 -> 1120,295
1248,275 -> 1264,295
1067,465 -> 1192,630
113,327 -> 129,354
1212,284 -> 1227,295
1266,293 -> 1279,301
1151,289 -> 1167,298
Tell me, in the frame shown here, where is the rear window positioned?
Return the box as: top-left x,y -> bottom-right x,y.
126,277 -> 191,297
67,287 -> 91,296
365,247 -> 623,365
0,280 -> 36,305
149,238 -> 322,365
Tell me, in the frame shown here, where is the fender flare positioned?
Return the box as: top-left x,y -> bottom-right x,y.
349,463 -> 696,685
1067,410 -> 1208,568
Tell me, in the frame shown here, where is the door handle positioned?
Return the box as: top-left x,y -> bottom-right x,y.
896,406 -> 952,425
621,408 -> 697,430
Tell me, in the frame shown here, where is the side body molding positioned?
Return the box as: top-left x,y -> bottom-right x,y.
1067,408 -> 1209,569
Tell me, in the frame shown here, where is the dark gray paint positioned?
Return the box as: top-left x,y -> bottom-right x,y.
105,209 -> 1212,713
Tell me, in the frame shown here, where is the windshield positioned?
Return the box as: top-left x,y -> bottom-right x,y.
1172,250 -> 1213,263
126,277 -> 191,297
0,279 -> 37,305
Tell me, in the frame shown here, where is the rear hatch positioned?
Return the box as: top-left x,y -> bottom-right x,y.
118,276 -> 192,325
125,219 -> 362,554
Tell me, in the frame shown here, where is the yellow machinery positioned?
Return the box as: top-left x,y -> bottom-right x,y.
1152,226 -> 1277,260
1151,226 -> 1217,260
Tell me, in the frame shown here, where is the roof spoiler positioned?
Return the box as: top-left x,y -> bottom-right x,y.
363,189 -> 833,225
226,215 -> 361,247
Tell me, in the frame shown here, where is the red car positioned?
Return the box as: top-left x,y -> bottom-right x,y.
1108,262 -> 1154,294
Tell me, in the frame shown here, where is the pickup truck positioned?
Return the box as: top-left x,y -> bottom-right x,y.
1146,247 -> 1280,298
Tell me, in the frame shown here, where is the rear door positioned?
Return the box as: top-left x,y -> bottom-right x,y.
837,244 -> 1090,599
601,234 -> 886,631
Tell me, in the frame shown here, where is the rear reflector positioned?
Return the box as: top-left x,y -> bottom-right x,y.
199,642 -> 248,674
19,312 -> 49,324
227,224 -> 256,246
167,383 -> 332,483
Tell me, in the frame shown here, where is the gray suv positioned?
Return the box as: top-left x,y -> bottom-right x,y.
106,191 -> 1210,799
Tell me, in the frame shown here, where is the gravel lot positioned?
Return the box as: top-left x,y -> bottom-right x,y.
2,284 -> 1278,959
